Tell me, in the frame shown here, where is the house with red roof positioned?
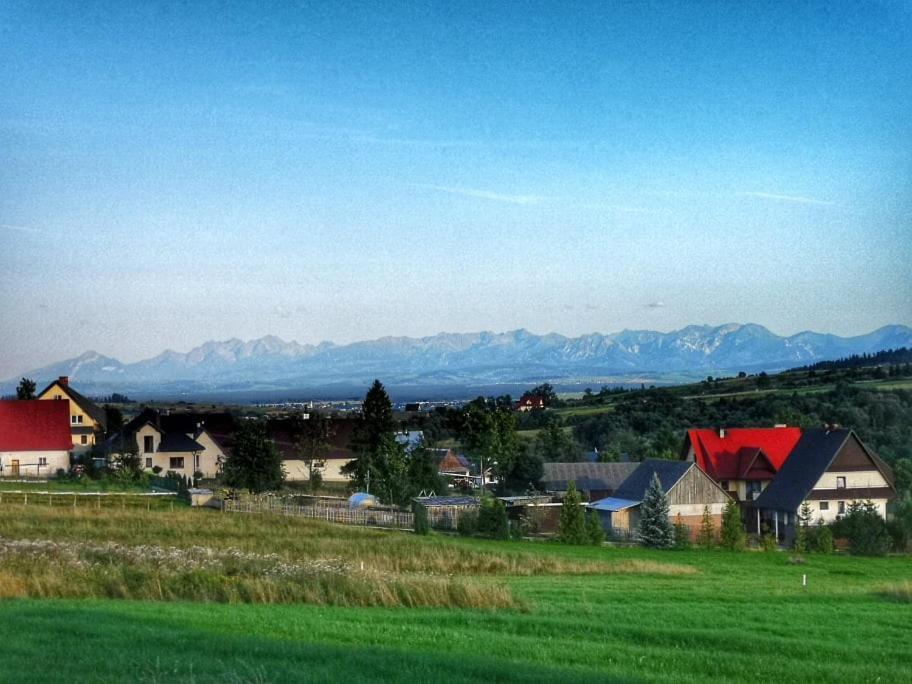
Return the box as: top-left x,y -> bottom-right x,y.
682,426 -> 803,503
0,400 -> 73,478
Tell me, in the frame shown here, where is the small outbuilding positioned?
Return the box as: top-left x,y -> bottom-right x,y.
589,459 -> 731,539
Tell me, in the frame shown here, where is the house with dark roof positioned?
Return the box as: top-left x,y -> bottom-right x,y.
682,427 -> 802,503
276,417 -> 358,483
108,408 -> 226,479
588,459 -> 731,538
748,427 -> 895,543
540,462 -> 639,501
37,376 -> 107,455
0,400 -> 73,477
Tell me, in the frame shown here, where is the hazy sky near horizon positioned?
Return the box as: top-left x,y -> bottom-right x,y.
1,1 -> 911,378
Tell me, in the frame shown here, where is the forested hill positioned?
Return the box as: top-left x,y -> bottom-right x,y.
790,347 -> 912,372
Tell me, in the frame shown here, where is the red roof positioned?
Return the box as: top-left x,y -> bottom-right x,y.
685,427 -> 802,481
0,400 -> 73,452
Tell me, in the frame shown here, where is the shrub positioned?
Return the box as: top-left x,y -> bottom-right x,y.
456,509 -> 478,536
812,524 -> 834,554
559,482 -> 588,545
835,501 -> 891,556
151,466 -> 162,475
760,533 -> 778,552
477,497 -> 509,540
412,502 -> 430,536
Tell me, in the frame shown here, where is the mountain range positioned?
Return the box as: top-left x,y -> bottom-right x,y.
4,323 -> 911,399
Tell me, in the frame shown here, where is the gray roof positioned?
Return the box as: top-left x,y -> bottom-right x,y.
752,428 -> 892,512
540,462 -> 638,492
612,459 -> 693,501
157,432 -> 205,453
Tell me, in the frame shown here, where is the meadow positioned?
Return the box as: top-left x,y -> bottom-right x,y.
0,504 -> 910,682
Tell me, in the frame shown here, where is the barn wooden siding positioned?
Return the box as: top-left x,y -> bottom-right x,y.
668,466 -> 729,505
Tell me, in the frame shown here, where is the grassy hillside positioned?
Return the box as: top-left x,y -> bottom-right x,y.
0,504 -> 910,682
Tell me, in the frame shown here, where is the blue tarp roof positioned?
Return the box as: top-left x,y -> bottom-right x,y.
586,497 -> 640,512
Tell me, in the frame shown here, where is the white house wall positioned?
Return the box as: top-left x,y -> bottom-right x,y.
0,450 -> 70,477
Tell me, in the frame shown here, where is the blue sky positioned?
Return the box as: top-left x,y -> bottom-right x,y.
1,1 -> 910,377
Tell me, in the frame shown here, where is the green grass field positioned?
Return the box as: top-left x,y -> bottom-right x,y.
0,505 -> 910,682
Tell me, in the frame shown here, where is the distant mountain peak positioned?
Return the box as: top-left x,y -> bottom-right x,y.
5,323 -> 910,396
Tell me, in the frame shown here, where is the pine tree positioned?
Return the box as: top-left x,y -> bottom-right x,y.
697,505 -> 716,549
586,508 -> 605,545
559,482 -> 587,544
637,473 -> 675,548
16,377 -> 36,400
794,500 -> 812,553
720,499 -> 746,551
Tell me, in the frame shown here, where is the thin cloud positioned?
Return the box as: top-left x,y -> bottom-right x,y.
411,183 -> 548,206
737,192 -> 831,206
645,302 -> 666,309
0,223 -> 59,236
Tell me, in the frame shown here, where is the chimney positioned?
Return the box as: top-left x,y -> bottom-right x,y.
58,376 -> 69,387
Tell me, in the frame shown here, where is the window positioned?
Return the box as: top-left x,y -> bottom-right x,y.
145,457 -> 153,469
143,436 -> 154,453
838,501 -> 846,515
71,415 -> 83,424
836,476 -> 846,489
71,415 -> 77,424
80,435 -> 88,445
38,457 -> 47,466
55,394 -> 62,400
820,501 -> 829,511
169,457 -> 185,469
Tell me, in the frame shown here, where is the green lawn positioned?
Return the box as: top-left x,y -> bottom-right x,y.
0,506 -> 910,682
0,478 -> 154,493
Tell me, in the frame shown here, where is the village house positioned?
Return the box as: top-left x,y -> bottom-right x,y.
276,417 -> 358,483
515,394 -> 545,411
107,408 -> 225,479
37,376 -> 107,456
540,462 -> 639,501
681,426 -> 802,502
431,447 -> 472,480
588,459 -> 731,538
0,400 -> 73,477
748,427 -> 895,543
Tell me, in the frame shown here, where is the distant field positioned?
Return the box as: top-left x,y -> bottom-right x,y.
0,505 -> 910,682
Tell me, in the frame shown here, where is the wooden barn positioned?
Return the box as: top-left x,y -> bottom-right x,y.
588,459 -> 731,539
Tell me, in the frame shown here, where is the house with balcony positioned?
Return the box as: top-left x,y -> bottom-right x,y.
747,427 -> 895,543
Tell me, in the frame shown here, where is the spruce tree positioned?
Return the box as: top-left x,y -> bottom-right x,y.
586,508 -> 605,545
559,482 -> 587,544
720,499 -> 746,551
794,500 -> 812,553
697,505 -> 716,549
637,473 -> 675,548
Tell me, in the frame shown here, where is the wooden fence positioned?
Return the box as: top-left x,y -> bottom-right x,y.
223,498 -> 415,531
0,490 -> 179,510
